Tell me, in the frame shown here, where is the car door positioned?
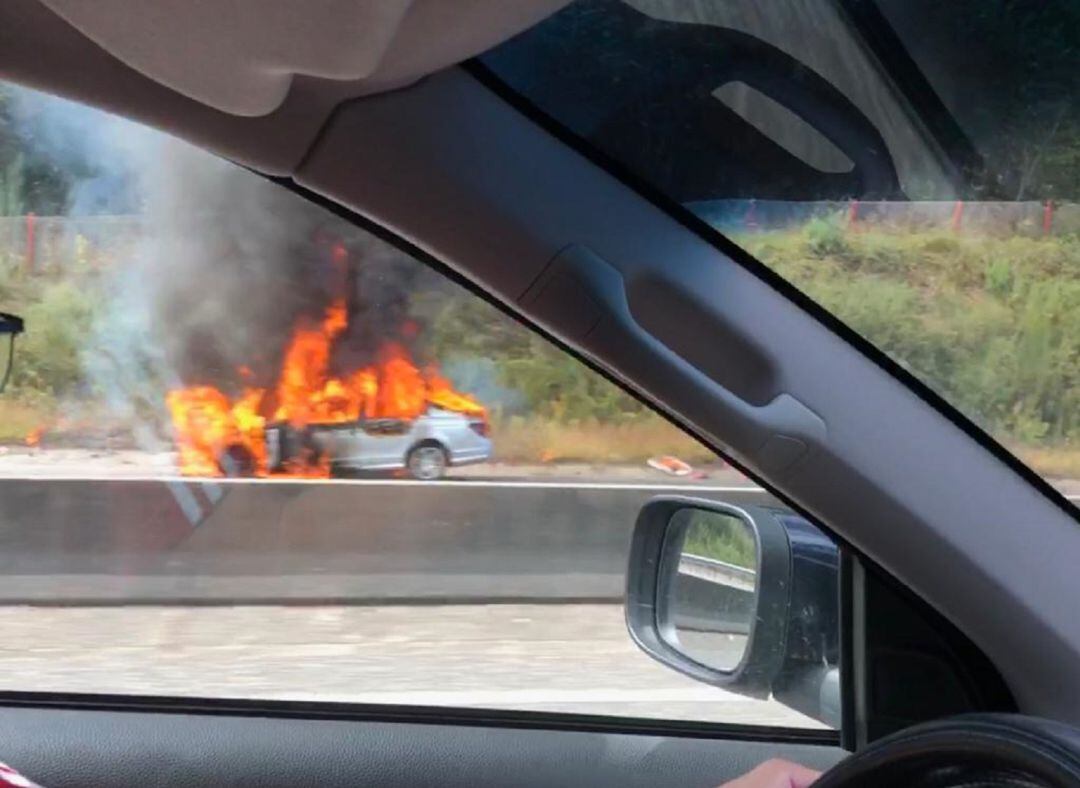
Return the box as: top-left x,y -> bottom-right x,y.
363,419 -> 414,469
0,0 -> 1077,785
334,420 -> 409,471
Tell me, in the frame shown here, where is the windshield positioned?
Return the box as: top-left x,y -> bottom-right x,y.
870,0 -> 1080,201
483,0 -> 1079,507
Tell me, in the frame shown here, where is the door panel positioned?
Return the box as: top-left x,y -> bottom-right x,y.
0,705 -> 844,787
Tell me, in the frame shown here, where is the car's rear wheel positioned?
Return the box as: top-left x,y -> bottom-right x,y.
407,443 -> 448,480
219,444 -> 257,477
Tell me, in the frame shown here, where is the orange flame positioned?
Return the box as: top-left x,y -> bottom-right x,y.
425,366 -> 485,417
273,300 -> 350,426
165,386 -> 268,477
166,297 -> 485,477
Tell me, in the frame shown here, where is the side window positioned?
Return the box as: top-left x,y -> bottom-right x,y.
484,0 -> 1079,505
0,82 -> 834,728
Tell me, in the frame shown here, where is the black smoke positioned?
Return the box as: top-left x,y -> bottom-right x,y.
86,137 -> 441,427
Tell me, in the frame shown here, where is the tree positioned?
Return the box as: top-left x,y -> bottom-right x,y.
0,84 -> 71,215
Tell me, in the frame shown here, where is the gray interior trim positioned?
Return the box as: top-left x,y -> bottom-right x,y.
1,0 -> 566,171
39,0 -> 568,116
293,68 -> 1080,725
0,707 -> 844,787
0,0 -> 321,173
627,0 -> 954,196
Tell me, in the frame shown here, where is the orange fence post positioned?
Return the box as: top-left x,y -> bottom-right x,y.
1043,200 -> 1054,235
847,199 -> 860,229
23,213 -> 36,274
950,200 -> 964,233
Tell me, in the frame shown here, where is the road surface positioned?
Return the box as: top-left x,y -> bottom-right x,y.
0,602 -> 822,728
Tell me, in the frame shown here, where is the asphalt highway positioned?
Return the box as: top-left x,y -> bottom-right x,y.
0,603 -> 822,728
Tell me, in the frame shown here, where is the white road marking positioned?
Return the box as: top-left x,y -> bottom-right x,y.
0,473 -> 767,493
5,472 -> 1077,501
332,687 -> 746,706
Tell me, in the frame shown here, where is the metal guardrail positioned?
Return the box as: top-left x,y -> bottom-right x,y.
672,554 -> 756,635
678,553 -> 757,592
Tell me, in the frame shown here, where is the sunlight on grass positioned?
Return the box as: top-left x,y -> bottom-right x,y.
0,397 -> 52,443
490,414 -> 716,465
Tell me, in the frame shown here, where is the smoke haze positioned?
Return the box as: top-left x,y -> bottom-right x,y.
7,86 -> 454,441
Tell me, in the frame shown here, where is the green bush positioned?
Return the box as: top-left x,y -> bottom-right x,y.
984,258 -> 1014,298
682,510 -> 756,569
10,280 -> 99,396
804,216 -> 849,257
426,292 -> 649,422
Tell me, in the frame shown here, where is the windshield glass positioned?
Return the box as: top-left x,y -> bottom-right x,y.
483,0 -> 1079,506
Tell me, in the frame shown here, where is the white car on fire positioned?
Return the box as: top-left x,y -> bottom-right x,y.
264,408 -> 492,481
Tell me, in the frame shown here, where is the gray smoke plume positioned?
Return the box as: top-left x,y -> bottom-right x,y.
7,83 -> 462,445
92,139 -> 442,423
6,82 -> 151,215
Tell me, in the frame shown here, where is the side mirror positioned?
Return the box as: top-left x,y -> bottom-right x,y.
0,312 -> 24,393
625,496 -> 840,726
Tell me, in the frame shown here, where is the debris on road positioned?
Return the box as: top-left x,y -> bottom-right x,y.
24,426 -> 43,448
647,455 -> 692,476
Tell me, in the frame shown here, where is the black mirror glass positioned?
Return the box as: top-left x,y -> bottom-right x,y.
659,507 -> 758,673
0,312 -> 22,393
0,334 -> 14,393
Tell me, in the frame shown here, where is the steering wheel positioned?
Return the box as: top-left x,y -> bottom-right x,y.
815,714 -> 1080,787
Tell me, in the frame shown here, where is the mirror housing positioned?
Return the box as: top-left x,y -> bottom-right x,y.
625,496 -> 790,697
0,311 -> 24,393
625,495 -> 840,725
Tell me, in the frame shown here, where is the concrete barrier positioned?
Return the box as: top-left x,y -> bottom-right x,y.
0,477 -> 774,603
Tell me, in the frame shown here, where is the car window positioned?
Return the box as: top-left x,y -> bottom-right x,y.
0,80 -> 835,728
483,0 -> 1079,509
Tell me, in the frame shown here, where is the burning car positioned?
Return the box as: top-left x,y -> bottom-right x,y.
263,409 -> 491,480
166,265 -> 492,480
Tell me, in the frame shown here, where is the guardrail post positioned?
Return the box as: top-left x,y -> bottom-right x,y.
23,212 -> 36,274
744,199 -> 758,231
950,200 -> 964,233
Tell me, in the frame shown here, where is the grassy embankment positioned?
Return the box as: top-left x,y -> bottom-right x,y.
482,221 -> 1080,478
736,221 -> 1079,481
